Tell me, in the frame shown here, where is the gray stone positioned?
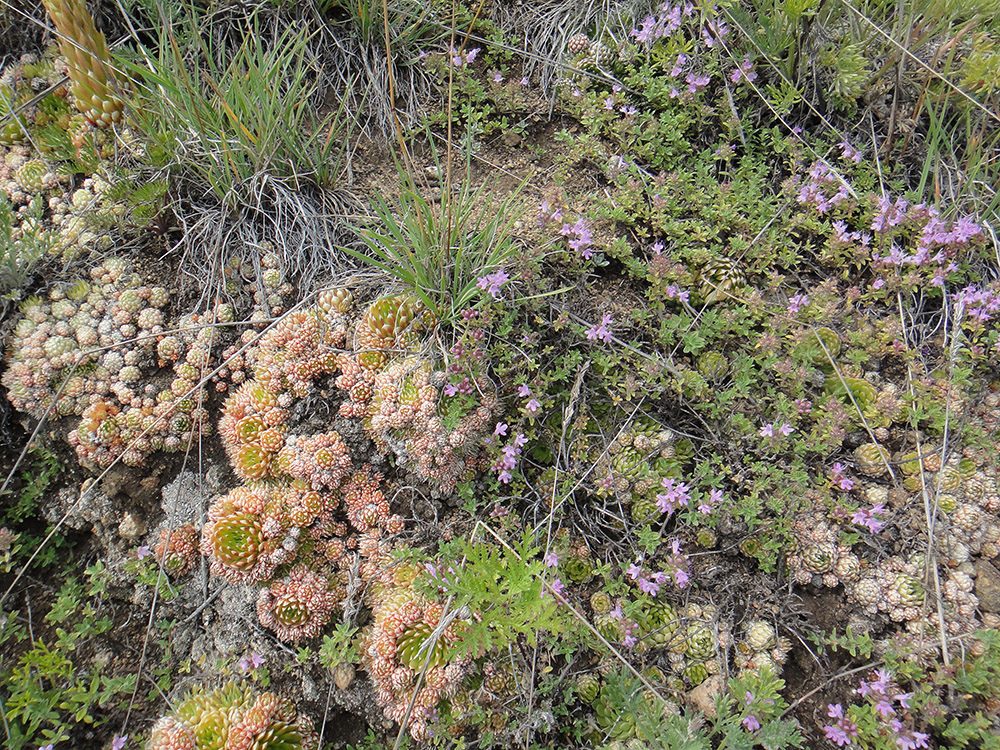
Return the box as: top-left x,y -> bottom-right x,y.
161,470 -> 220,527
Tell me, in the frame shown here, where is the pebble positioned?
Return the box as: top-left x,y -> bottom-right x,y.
973,560 -> 1000,613
687,674 -> 725,718
118,511 -> 145,540
334,662 -> 355,690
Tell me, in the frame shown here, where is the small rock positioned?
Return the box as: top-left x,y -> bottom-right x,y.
501,131 -> 522,147
301,673 -> 321,701
687,674 -> 725,718
334,663 -> 355,690
118,512 -> 146,540
162,471 -> 218,527
974,560 -> 1000,613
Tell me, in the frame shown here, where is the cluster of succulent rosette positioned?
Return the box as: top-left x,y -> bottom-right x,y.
362,569 -> 472,740
786,510 -> 862,589
1,257 -> 234,468
146,681 -> 318,750
2,261 -> 504,737
588,586 -> 791,703
204,291 -> 386,641
196,289 -> 506,738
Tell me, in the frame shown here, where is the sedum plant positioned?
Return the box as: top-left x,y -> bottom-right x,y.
41,0 -> 124,126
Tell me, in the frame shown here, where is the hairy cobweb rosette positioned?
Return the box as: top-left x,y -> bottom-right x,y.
256,565 -> 338,643
200,485 -> 292,584
146,681 -> 318,750
277,432 -> 352,490
340,468 -> 397,533
248,301 -> 347,397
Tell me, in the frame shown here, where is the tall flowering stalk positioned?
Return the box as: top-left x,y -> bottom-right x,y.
42,0 -> 124,126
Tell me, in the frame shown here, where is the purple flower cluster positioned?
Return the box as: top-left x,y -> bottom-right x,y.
830,462 -> 854,491
729,54 -> 757,84
741,690 -> 774,733
425,561 -> 459,587
559,217 -> 595,259
614,605 -> 641,648
626,560 -> 670,596
871,196 -> 910,233
476,268 -> 510,299
701,18 -> 729,47
796,160 -> 851,213
839,141 -> 863,163
620,623 -> 639,647
698,487 -> 723,515
787,293 -> 809,315
663,284 -> 690,303
538,199 -> 563,225
443,376 -> 473,397
830,219 -> 871,252
664,56 -> 712,100
956,284 -> 1000,323
449,46 -> 479,67
851,503 -> 886,534
585,313 -> 614,343
664,538 -> 691,588
824,670 -> 927,749
629,3 -> 728,101
517,383 -> 541,414
239,651 -> 265,673
656,476 -> 691,515
539,201 -> 597,259
625,540 -> 690,591
760,421 -> 794,438
541,577 -> 566,600
824,704 -> 859,747
684,73 -> 711,94
869,200 -> 979,287
631,3 -> 691,46
491,431 -> 527,484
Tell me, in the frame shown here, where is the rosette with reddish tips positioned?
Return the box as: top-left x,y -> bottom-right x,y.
362,584 -> 472,741
353,294 -> 433,371
153,524 -> 199,578
146,681 -> 318,750
219,382 -> 289,480
256,565 -> 338,643
200,485 -> 291,584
